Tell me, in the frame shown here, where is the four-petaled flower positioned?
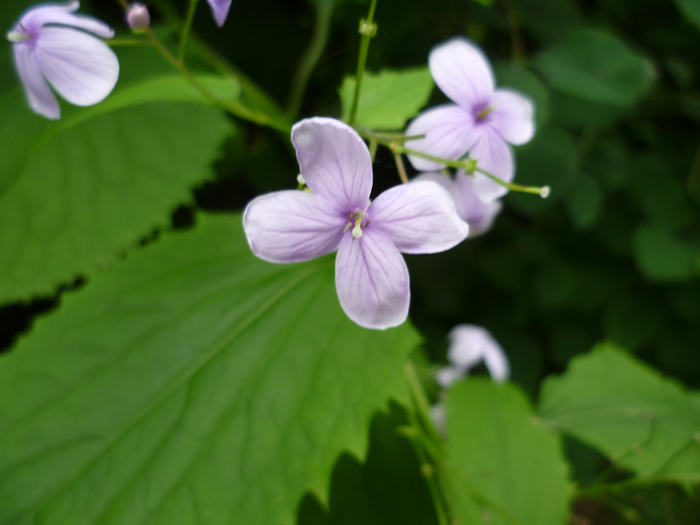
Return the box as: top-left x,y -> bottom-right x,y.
413,171 -> 502,237
436,324 -> 509,386
406,37 -> 535,203
243,117 -> 470,330
7,1 -> 119,120
206,0 -> 232,27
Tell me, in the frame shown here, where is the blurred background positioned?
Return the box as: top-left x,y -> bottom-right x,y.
2,0 -> 700,523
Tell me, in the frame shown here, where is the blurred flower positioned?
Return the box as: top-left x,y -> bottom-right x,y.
206,0 -> 232,27
243,117 -> 470,330
405,37 -> 535,203
6,1 -> 119,120
413,171 -> 502,236
437,324 -> 509,386
126,3 -> 150,32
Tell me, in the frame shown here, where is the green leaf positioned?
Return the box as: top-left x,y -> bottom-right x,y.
445,380 -> 571,525
539,343 -> 700,482
534,27 -> 655,107
0,213 -> 420,525
563,174 -> 603,230
0,75 -> 235,304
340,68 -> 434,130
632,226 -> 699,283
298,403 -> 438,525
673,0 -> 700,31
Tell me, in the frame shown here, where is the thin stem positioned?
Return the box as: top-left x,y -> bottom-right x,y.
348,0 -> 378,126
115,0 -> 128,10
178,0 -> 200,65
107,38 -> 153,46
393,151 -> 409,184
143,27 -> 286,130
286,0 -> 334,117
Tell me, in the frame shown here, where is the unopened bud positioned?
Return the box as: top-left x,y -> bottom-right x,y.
126,3 -> 150,32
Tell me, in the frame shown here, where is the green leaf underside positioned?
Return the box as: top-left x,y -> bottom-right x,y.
538,343 -> 700,482
534,27 -> 655,107
0,213 -> 419,525
445,380 -> 571,525
340,68 -> 434,129
0,79 -> 234,303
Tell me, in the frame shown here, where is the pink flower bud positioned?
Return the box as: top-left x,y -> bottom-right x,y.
126,3 -> 150,32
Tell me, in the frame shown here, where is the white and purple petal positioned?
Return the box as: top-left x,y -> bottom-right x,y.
429,37 -> 495,110
489,89 -> 536,146
469,126 -> 514,203
19,2 -> 115,39
243,191 -> 346,263
12,41 -> 60,119
335,230 -> 410,330
206,0 -> 233,27
292,118 -> 373,212
405,104 -> 479,171
448,324 -> 509,382
412,172 -> 502,236
34,27 -> 119,107
369,181 -> 469,254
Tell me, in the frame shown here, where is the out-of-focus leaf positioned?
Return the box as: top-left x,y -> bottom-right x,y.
0,74 -> 236,304
534,27 -> 655,107
0,213 -> 419,525
445,380 -> 571,525
539,343 -> 700,483
512,0 -> 583,42
548,90 -> 631,128
340,68 -> 434,129
298,404 -> 438,525
604,294 -> 662,352
564,174 -> 603,230
673,0 -> 700,32
632,226 -> 699,282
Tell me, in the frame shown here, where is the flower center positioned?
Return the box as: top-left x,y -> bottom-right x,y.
344,209 -> 369,240
475,103 -> 495,123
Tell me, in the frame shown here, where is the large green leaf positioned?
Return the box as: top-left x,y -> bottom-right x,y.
0,74 -> 235,303
673,0 -> 700,32
534,27 -> 655,107
538,343 -> 700,482
340,68 -> 434,130
0,213 -> 419,525
444,380 -> 571,525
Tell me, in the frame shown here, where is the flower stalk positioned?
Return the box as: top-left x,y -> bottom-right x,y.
178,0 -> 200,64
348,0 -> 378,126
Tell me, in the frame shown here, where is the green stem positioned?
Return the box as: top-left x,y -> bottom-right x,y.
348,0 -> 378,126
286,0 -> 335,117
178,0 -> 200,65
144,27 -> 285,130
107,38 -> 153,46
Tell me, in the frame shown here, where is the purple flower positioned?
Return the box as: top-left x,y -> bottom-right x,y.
243,117 -> 470,330
413,171 -> 502,237
206,0 -> 232,27
7,1 -> 119,120
405,37 -> 535,203
436,324 -> 509,387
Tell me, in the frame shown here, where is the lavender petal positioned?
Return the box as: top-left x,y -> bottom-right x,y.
20,2 -> 115,39
429,37 -> 495,110
369,181 -> 469,254
490,89 -> 536,146
34,27 -> 119,107
335,230 -> 410,330
243,190 -> 346,263
292,117 -> 373,211
469,127 -> 514,203
12,42 -> 60,119
404,104 -> 478,171
206,0 -> 233,27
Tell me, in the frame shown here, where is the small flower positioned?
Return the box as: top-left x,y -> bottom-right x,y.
7,1 -> 119,120
126,3 -> 150,32
405,37 -> 535,203
436,324 -> 509,387
243,117 -> 470,330
206,0 -> 232,27
413,171 -> 502,237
